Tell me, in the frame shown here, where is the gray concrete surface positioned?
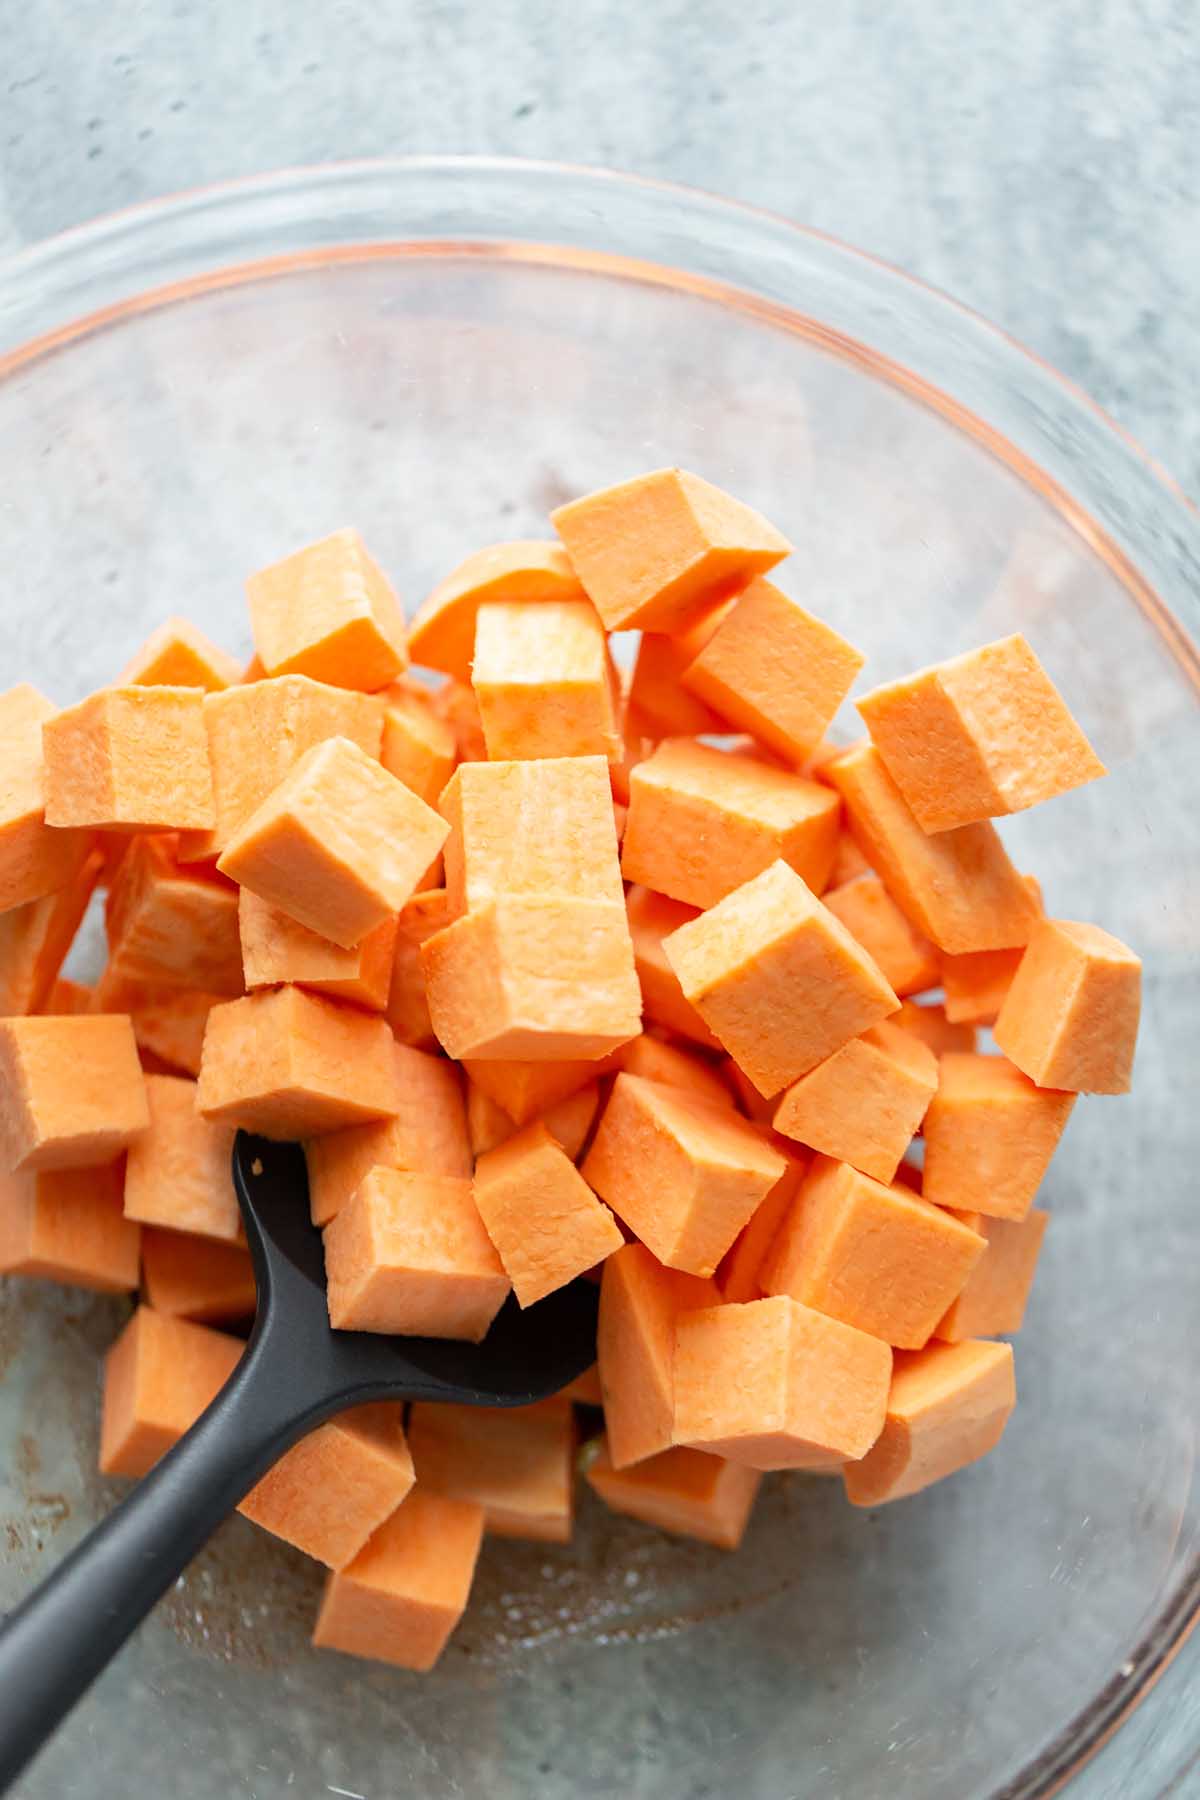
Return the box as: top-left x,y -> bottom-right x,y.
1,0 -> 1198,496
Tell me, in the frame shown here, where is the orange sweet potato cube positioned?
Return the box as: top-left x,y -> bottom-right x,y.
431,676 -> 487,762
409,540 -> 586,680
0,1161 -> 139,1291
105,833 -> 243,995
0,685 -> 95,909
42,687 -> 214,832
141,1227 -> 257,1325
472,599 -> 619,762
937,874 -> 1044,1025
664,860 -> 899,1096
312,1489 -> 485,1671
379,680 -> 457,804
826,827 -> 872,888
41,976 -> 93,1016
440,757 -> 623,920
719,1055 -> 778,1121
238,888 -> 396,1013
773,1021 -> 937,1184
466,1079 -> 599,1162
465,1080 -> 520,1158
858,635 -> 1105,833
597,1243 -> 719,1468
462,1054 -> 610,1127
0,1014 -> 148,1172
239,1402 -> 415,1568
922,1052 -> 1077,1220
247,527 -> 407,692
218,736 -> 447,949
827,745 -> 1040,953
408,1397 -> 575,1541
994,919 -> 1141,1094
626,601 -> 732,739
585,1438 -> 762,1550
0,850 -> 101,1016
99,1305 -> 243,1477
822,875 -> 940,998
717,1146 -> 807,1303
122,1073 -> 240,1242
674,1295 -> 892,1470
622,738 -> 840,910
422,896 -> 641,1062
893,999 -> 977,1056
762,1155 -> 985,1349
117,616 -> 241,692
197,987 -> 399,1139
387,887 -> 452,1047
179,675 -> 383,862
474,1121 -> 623,1306
305,1042 -> 470,1226
935,1208 -> 1049,1342
90,969 -> 222,1077
323,1167 -> 510,1340
624,887 -> 721,1049
683,578 -> 865,763
612,1034 -> 733,1112
551,468 -> 790,632
582,1073 -> 786,1277
843,1339 -> 1016,1506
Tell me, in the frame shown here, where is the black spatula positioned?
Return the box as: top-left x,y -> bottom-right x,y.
0,1131 -> 598,1791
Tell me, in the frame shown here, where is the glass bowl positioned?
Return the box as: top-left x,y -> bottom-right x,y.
1,158 -> 1197,1800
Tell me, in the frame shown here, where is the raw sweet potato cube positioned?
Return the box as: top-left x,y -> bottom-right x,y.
90,969 -> 221,1077
218,736 -> 448,949
893,999 -> 977,1056
117,617 -> 241,692
994,919 -> 1141,1094
239,1402 -> 415,1568
622,738 -> 840,910
105,833 -> 243,995
408,540 -> 586,681
41,976 -> 93,1016
0,1014 -> 148,1171
387,887 -> 452,1047
585,1438 -> 762,1550
122,1073 -> 240,1241
42,687 -> 214,832
197,987 -> 399,1139
379,679 -> 457,804
408,1397 -> 575,1540
664,860 -> 899,1096
140,1226 -> 257,1325
422,896 -> 640,1062
857,635 -> 1105,832
843,1339 -> 1016,1505
762,1155 -> 985,1349
440,757 -> 623,920
551,468 -> 790,632
247,527 -> 407,692
466,1079 -> 599,1162
612,1034 -> 733,1112
0,849 -> 101,1016
312,1489 -> 485,1671
922,1052 -> 1077,1220
719,1055 -> 778,1122
238,889 -> 396,1012
99,1305 -> 243,1477
673,1295 -> 892,1470
717,1145 -> 807,1303
305,1042 -> 470,1226
0,1161 -> 139,1291
323,1166 -> 510,1340
473,1122 -> 623,1306
178,674 -> 383,863
472,599 -> 619,762
937,875 -> 1044,1024
935,1208 -> 1049,1341
597,1243 -> 720,1468
827,828 -> 872,889
0,684 -> 96,909
624,887 -> 721,1049
822,875 -> 940,998
462,1054 -> 610,1127
431,676 -> 487,762
772,1021 -> 937,1184
683,578 -> 864,763
826,745 -> 1041,953
626,601 -> 732,739
582,1073 -> 786,1277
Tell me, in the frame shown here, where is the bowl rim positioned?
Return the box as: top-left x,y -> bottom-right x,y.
0,152 -> 1197,1799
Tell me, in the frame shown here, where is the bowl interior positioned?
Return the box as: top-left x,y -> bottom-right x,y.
1,235 -> 1197,1800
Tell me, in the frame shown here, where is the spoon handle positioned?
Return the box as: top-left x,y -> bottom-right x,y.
0,1321 -> 326,1794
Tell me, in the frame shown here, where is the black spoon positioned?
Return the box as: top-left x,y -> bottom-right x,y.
0,1131 -> 598,1792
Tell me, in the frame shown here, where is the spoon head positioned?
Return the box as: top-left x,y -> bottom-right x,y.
232,1132 -> 599,1410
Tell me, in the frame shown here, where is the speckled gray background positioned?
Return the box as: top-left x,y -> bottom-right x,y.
1,0 -> 1198,496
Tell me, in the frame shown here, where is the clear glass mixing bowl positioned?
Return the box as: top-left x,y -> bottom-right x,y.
0,158 -> 1197,1800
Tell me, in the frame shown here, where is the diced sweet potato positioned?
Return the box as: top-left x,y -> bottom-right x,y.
597,1243 -> 719,1468
827,828 -> 872,888
922,1053 -> 1076,1220
719,1055 -> 778,1122
140,1226 -> 257,1324
0,1161 -> 139,1291
472,599 -> 619,761
473,1121 -> 623,1306
409,540 -> 586,680
379,679 -> 457,803
994,919 -> 1141,1094
843,1339 -> 1016,1505
626,602 -> 732,739
238,889 -> 396,1012
717,1143 -> 807,1303
323,1167 -> 509,1340
462,1055 -> 608,1127
247,527 -> 407,692
408,1398 -> 575,1540
624,886 -> 721,1049
822,875 -> 939,998
940,875 -> 1044,1024
622,738 -> 840,910
118,617 -> 241,692
387,886 -> 451,1047
0,849 -> 101,1015
431,677 -> 487,763
105,833 -> 243,995
612,1034 -> 732,1112
892,999 -> 977,1056
0,685 -> 96,910
99,1305 -> 243,1477
197,987 -> 399,1139
42,687 -> 215,832
773,1021 -> 937,1184
90,969 -> 221,1076
935,1209 -> 1049,1341
122,1073 -> 240,1241
239,1402 -> 415,1568
585,1438 -> 762,1549
41,976 -> 93,1016
664,860 -> 898,1096
551,468 -> 790,632
466,1079 -> 599,1162
0,1014 -> 148,1172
